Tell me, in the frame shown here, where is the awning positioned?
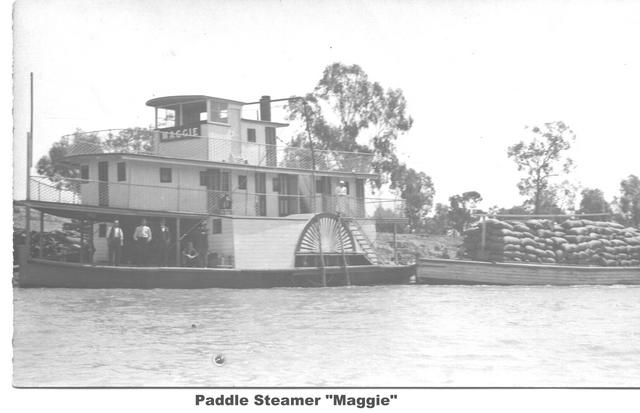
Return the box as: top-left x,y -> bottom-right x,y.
14,200 -> 210,221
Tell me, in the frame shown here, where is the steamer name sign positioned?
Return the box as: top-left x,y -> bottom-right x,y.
159,125 -> 201,142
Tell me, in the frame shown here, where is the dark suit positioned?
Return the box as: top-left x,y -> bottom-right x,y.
107,226 -> 123,266
159,225 -> 171,266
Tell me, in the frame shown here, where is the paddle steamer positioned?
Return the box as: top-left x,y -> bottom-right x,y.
15,93 -> 414,288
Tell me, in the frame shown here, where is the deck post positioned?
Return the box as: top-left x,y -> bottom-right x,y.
339,216 -> 351,286
393,222 -> 398,263
176,218 -> 181,267
79,219 -> 85,264
480,216 -> 486,252
88,220 -> 94,264
39,211 -> 44,258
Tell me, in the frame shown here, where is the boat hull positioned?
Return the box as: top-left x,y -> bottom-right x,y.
15,258 -> 415,289
417,258 -> 640,285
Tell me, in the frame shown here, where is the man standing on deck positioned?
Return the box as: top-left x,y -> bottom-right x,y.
107,220 -> 124,266
133,218 -> 152,265
158,218 -> 171,267
335,180 -> 348,216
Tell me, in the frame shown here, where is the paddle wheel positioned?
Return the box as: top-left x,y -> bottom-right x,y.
294,213 -> 372,267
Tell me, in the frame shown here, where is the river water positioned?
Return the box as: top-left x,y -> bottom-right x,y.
12,285 -> 640,387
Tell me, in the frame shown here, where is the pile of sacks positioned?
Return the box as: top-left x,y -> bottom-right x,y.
463,218 -> 640,266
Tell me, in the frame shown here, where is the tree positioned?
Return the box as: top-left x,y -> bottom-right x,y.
448,191 -> 482,233
424,203 -> 452,235
36,128 -> 153,182
287,62 -> 413,187
36,129 -> 100,181
389,164 -> 435,232
372,205 -> 406,233
579,188 -> 611,214
616,175 -> 640,227
494,205 -> 530,215
103,127 -> 154,153
507,121 -> 576,214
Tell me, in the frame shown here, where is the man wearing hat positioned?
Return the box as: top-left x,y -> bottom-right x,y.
335,180 -> 348,215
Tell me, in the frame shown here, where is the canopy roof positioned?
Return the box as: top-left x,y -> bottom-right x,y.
146,95 -> 245,108
15,200 -> 210,221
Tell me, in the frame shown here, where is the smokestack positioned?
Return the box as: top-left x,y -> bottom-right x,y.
259,95 -> 271,121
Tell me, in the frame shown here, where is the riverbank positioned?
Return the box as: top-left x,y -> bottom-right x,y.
375,232 -> 462,263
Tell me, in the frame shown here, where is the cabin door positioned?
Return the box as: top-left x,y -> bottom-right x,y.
204,169 -> 230,213
255,172 -> 267,216
278,174 -> 299,216
98,161 -> 109,206
265,127 -> 277,167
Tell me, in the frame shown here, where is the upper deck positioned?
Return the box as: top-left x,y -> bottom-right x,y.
63,94 -> 374,175
64,128 -> 375,176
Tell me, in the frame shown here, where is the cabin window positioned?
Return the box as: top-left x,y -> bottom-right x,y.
212,219 -> 222,234
255,173 -> 266,193
238,175 -> 247,190
199,171 -> 208,186
210,101 -> 229,124
117,162 -> 126,182
272,177 -> 280,192
316,179 -> 323,193
80,165 -> 89,181
247,128 -> 256,142
98,223 -> 107,238
160,168 -> 172,183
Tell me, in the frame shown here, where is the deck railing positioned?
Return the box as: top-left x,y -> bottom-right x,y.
64,129 -> 375,174
29,176 -> 406,219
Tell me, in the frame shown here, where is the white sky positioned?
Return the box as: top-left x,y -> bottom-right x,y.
12,0 -> 640,209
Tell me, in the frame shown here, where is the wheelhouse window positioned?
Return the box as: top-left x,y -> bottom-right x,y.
238,175 -> 247,190
247,128 -> 256,142
117,162 -> 126,182
183,101 -> 207,125
80,165 -> 89,181
210,101 -> 229,123
156,107 -> 176,128
160,168 -> 172,183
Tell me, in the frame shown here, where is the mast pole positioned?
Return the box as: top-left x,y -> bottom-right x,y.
300,98 -> 326,285
25,73 -> 34,259
27,72 -> 33,199
301,99 -> 318,213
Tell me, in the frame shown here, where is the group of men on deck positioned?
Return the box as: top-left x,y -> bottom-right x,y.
107,218 -> 173,267
107,218 -> 209,267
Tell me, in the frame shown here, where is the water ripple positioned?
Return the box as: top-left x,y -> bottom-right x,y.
12,285 -> 640,387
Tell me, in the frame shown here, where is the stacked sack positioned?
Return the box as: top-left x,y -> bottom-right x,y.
462,218 -> 640,266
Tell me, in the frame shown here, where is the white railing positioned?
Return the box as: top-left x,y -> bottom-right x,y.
63,129 -> 375,174
29,176 -> 406,219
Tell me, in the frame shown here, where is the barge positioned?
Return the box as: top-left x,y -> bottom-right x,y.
417,258 -> 640,286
